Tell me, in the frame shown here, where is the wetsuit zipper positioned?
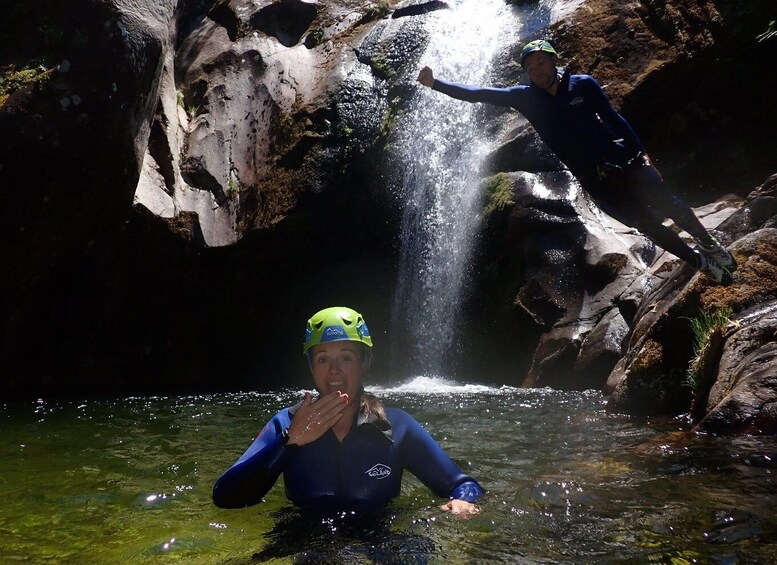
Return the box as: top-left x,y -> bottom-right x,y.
336,435 -> 344,499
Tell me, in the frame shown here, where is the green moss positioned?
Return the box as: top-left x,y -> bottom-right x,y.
228,178 -> 239,199
364,1 -> 393,22
370,54 -> 394,79
0,63 -> 55,104
379,96 -> 403,140
482,172 -> 515,219
306,28 -> 325,48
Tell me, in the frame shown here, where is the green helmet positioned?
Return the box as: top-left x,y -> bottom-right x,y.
303,306 -> 373,353
520,39 -> 558,66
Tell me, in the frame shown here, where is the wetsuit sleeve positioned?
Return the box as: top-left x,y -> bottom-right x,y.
212,411 -> 294,508
581,75 -> 644,154
396,411 -> 483,502
432,78 -> 523,108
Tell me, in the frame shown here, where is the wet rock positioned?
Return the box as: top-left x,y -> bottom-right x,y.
357,14 -> 428,81
703,509 -> 764,544
607,219 -> 777,427
485,122 -> 565,175
705,300 -> 777,411
697,342 -> 777,435
691,227 -> 777,431
718,174 -> 777,241
478,168 -> 653,389
573,307 -> 630,391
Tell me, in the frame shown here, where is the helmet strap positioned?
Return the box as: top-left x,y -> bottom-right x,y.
361,344 -> 373,371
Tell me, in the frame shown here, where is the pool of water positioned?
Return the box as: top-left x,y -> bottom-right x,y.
1,378 -> 776,563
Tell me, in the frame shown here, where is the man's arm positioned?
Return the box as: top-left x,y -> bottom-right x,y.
581,75 -> 644,154
417,65 -> 523,108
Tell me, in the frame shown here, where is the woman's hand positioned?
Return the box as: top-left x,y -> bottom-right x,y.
417,66 -> 434,87
440,499 -> 480,517
287,391 -> 349,446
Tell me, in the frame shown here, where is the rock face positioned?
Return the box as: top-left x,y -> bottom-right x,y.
474,169 -> 652,390
0,0 -> 177,396
138,0 -> 386,245
0,0 -> 437,396
1,0 -> 776,435
1,0 -> 175,287
606,178 -> 777,433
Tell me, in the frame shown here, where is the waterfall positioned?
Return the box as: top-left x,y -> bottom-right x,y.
391,0 -> 514,376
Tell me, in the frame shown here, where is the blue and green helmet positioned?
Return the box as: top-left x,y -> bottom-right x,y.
520,39 -> 558,66
303,306 -> 373,353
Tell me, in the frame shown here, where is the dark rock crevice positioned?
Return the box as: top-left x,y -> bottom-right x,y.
392,1 -> 449,19
208,1 -> 242,41
250,0 -> 318,47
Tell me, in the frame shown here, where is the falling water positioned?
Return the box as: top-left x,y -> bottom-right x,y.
392,0 -> 514,375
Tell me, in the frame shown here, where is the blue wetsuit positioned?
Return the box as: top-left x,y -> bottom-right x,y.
212,404 -> 483,509
432,70 -> 714,263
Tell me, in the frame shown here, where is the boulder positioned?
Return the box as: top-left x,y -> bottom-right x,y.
697,305 -> 777,434
0,0 -> 175,288
607,223 -> 777,428
477,168 -> 653,389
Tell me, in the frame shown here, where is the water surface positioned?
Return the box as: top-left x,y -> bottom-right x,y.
1,379 -> 775,563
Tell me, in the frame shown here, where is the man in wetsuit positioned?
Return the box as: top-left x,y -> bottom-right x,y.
417,39 -> 736,284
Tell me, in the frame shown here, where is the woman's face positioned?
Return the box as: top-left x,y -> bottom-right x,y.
309,341 -> 369,399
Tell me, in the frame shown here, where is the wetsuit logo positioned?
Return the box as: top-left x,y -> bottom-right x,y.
570,96 -> 585,106
365,463 -> 391,480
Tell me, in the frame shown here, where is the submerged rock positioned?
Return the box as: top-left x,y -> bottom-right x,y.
703,509 -> 764,544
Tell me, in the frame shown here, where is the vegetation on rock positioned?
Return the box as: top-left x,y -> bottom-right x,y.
685,307 -> 732,413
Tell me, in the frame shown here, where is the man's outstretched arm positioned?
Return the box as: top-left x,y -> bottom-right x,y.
417,66 -> 522,108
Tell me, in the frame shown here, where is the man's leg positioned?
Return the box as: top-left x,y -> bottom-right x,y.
628,165 -> 736,271
581,174 -> 732,283
631,214 -> 732,284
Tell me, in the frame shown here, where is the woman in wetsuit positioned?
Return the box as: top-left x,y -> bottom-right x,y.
212,306 -> 482,515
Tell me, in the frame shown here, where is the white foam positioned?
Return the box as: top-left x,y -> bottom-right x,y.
366,376 -> 519,395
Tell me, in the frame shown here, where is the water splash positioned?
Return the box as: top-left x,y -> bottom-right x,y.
367,376 -> 520,395
391,0 -> 514,374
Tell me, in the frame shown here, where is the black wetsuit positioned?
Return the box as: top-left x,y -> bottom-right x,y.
432,70 -> 713,263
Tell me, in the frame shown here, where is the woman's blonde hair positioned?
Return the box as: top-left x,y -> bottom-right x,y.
360,391 -> 388,425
